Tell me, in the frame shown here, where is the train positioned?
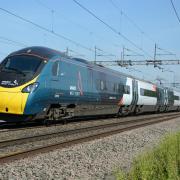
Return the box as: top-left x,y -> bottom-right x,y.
0,46 -> 180,123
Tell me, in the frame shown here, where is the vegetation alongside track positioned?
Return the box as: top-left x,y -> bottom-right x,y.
116,131 -> 180,180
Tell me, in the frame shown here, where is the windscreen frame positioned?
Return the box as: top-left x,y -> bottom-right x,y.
0,53 -> 47,88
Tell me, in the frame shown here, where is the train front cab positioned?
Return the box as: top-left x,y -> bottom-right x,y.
0,53 -> 46,122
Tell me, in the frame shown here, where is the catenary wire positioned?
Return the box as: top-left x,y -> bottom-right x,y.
72,0 -> 153,58
0,36 -> 27,47
109,0 -> 178,59
35,0 -> 118,57
0,7 -> 94,53
170,0 -> 180,24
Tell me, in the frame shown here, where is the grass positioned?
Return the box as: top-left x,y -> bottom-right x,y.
115,131 -> 180,180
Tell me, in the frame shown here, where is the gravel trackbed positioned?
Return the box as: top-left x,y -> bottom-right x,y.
0,117 -> 180,180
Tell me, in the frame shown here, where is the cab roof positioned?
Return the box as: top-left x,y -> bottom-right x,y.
9,46 -> 65,60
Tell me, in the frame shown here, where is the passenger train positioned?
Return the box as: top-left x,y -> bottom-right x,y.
0,46 -> 180,123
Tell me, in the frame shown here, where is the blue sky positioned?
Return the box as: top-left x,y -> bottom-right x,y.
0,0 -> 180,85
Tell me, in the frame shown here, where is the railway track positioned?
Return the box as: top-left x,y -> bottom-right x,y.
0,112 -> 180,164
0,115 -> 117,133
0,111 -> 178,134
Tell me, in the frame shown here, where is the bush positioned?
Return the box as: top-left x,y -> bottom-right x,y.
116,131 -> 180,180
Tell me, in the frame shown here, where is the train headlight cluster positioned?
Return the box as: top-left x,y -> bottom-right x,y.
22,82 -> 39,93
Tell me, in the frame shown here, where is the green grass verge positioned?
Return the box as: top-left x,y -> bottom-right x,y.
116,131 -> 180,180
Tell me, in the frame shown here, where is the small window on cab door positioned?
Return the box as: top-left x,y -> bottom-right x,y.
52,61 -> 59,76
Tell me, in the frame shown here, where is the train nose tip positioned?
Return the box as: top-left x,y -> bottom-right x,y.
0,91 -> 23,114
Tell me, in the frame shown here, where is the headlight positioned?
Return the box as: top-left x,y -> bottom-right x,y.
22,82 -> 39,93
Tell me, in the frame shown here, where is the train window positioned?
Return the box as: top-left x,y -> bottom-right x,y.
168,91 -> 174,102
113,84 -> 130,94
96,80 -> 107,91
100,80 -> 107,91
52,61 -> 59,76
118,84 -> 123,93
174,95 -> 179,100
96,80 -> 100,90
113,83 -> 119,92
140,88 -> 144,96
140,88 -> 157,97
123,85 -> 130,94
157,88 -> 162,98
100,81 -> 104,90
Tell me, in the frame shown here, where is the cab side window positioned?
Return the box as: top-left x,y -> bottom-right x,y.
52,61 -> 59,76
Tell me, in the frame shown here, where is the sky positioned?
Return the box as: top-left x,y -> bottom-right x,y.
0,0 -> 180,86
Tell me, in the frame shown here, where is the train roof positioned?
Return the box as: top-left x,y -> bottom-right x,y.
8,46 -> 65,60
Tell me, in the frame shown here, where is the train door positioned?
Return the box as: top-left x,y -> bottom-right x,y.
164,88 -> 168,105
167,90 -> 174,111
131,79 -> 138,112
156,88 -> 165,112
51,60 -> 61,101
87,65 -> 94,100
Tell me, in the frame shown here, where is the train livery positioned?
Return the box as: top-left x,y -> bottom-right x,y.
0,46 -> 180,123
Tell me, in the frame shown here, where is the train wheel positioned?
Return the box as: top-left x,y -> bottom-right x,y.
117,107 -> 129,117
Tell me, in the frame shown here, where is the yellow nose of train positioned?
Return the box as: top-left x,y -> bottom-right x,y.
0,85 -> 29,115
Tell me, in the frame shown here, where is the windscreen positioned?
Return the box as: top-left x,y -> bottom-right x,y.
0,55 -> 45,87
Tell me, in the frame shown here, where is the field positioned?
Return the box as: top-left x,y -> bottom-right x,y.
116,131 -> 180,180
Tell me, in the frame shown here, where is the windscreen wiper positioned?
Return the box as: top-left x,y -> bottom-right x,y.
3,67 -> 26,76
